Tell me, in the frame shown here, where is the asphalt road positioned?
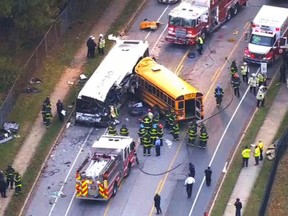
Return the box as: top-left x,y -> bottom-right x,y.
25,0 -> 287,216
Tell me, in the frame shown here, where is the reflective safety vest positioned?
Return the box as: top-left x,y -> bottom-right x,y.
138,128 -> 147,138
242,148 -> 251,158
14,174 -> 22,187
197,37 -> 204,45
99,38 -> 106,48
256,90 -> 265,100
158,128 -> 164,138
149,128 -> 158,139
254,146 -> 260,157
142,116 -> 152,129
241,65 -> 249,75
248,77 -> 258,87
258,141 -> 264,150
171,124 -> 180,135
257,74 -> 264,82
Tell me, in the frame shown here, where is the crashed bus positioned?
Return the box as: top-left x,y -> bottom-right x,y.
75,36 -> 149,127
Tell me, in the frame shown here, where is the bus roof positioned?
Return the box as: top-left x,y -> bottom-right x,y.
253,5 -> 288,28
78,40 -> 149,102
91,135 -> 133,150
135,57 -> 200,99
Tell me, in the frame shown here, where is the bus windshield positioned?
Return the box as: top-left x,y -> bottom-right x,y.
169,16 -> 196,28
250,34 -> 275,47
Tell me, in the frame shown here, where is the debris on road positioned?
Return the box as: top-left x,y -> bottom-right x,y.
23,86 -> 41,94
3,122 -> 20,133
29,77 -> 43,84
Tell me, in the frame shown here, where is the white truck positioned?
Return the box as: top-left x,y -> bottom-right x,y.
244,5 -> 288,64
75,135 -> 137,200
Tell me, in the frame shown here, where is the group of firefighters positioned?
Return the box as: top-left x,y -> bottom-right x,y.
0,165 -> 22,198
214,60 -> 271,108
41,97 -> 65,128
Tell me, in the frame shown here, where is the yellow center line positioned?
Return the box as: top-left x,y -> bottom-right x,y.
103,199 -> 112,216
204,30 -> 248,101
211,67 -> 221,82
175,48 -> 192,74
148,179 -> 163,215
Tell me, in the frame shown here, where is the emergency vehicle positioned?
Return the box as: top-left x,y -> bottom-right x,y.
165,0 -> 248,45
244,5 -> 288,64
75,135 -> 137,200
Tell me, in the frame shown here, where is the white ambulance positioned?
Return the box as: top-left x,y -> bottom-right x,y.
244,5 -> 288,64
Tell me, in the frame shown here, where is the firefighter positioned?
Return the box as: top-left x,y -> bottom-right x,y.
44,96 -> 51,107
168,110 -> 177,130
142,115 -> 152,130
196,35 -> 204,55
14,172 -> 22,196
214,84 -> 224,106
147,109 -> 154,120
45,111 -> 52,128
230,60 -> 238,73
158,123 -> 164,146
110,105 -> 119,122
199,126 -> 209,149
119,124 -> 129,136
248,73 -> 258,96
142,134 -> 152,156
152,114 -> 160,125
98,34 -> 105,54
230,67 -> 237,79
170,121 -> 180,141
108,123 -> 117,136
5,164 -> 15,189
187,124 -> 197,147
240,62 -> 249,83
164,108 -> 171,129
279,63 -> 287,83
41,102 -> 47,124
256,85 -> 267,107
231,73 -> 241,97
138,124 -> 147,143
149,124 -> 159,145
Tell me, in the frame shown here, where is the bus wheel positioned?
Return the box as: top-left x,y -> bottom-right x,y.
233,3 -> 239,16
112,182 -> 118,197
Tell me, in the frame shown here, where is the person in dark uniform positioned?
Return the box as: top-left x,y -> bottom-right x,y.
142,134 -> 152,156
214,84 -> 224,106
0,177 -> 7,198
196,35 -> 204,55
41,102 -> 47,124
14,172 -> 22,195
158,124 -> 164,146
149,124 -> 158,145
164,108 -> 171,129
5,164 -> 15,189
86,36 -> 97,58
234,198 -> 242,216
170,121 -> 180,141
231,73 -> 241,97
189,163 -> 195,178
154,193 -> 162,214
45,111 -> 52,128
204,166 -> 212,186
108,124 -> 117,136
199,124 -> 209,149
155,138 -> 161,156
56,100 -> 64,122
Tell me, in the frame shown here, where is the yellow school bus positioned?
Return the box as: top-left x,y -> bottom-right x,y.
134,57 -> 204,121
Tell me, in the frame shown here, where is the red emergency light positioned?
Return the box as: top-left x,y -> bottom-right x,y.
275,27 -> 280,31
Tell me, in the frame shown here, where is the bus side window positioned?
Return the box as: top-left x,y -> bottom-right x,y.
152,86 -> 156,95
168,97 -> 172,106
173,100 -> 176,108
164,94 -> 168,103
156,89 -> 159,97
160,92 -> 163,100
178,101 -> 183,109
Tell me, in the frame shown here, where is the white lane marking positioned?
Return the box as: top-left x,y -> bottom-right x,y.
144,4 -> 170,40
48,128 -> 94,216
222,162 -> 228,173
188,67 -> 261,216
64,191 -> 77,216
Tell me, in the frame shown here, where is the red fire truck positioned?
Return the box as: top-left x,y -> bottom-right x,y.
75,135 -> 137,200
165,0 -> 248,45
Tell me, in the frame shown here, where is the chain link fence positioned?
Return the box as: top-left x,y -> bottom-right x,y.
0,0 -> 97,126
258,129 -> 288,216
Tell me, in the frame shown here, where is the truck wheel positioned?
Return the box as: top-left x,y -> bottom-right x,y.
233,3 -> 239,16
125,163 -> 132,177
112,183 -> 118,197
226,9 -> 232,22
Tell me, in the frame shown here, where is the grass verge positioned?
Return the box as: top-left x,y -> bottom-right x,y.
210,79 -> 281,216
246,110 -> 288,216
3,0 -> 145,215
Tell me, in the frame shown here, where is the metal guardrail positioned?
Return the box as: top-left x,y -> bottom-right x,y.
0,0 -> 96,126
258,129 -> 288,216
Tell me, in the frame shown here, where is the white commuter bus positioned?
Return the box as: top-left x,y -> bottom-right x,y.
75,37 -> 149,127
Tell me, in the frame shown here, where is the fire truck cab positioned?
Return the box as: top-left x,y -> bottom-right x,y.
165,0 -> 248,45
244,5 -> 288,64
76,135 -> 137,200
